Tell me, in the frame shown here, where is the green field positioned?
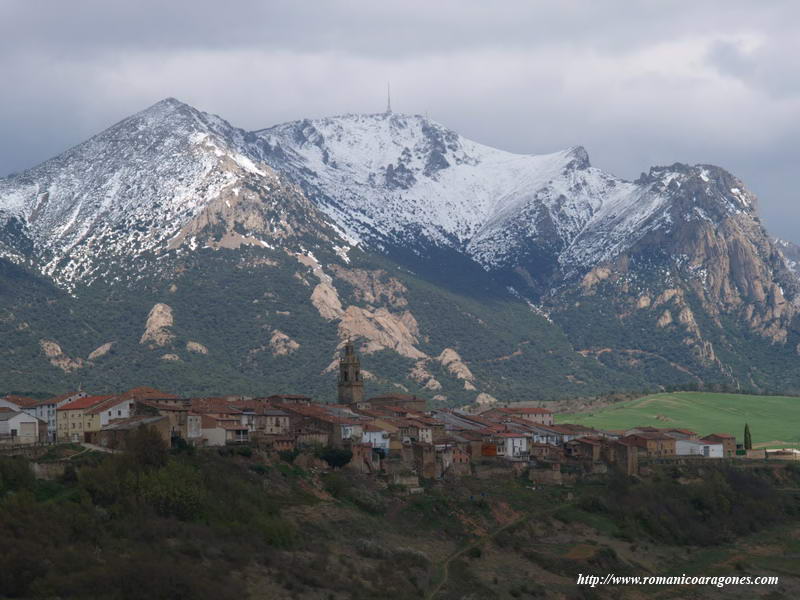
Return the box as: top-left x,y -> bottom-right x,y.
557,392 -> 800,447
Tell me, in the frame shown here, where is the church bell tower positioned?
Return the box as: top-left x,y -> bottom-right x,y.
337,339 -> 364,405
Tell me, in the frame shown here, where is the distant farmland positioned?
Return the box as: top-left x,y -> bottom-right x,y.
557,392 -> 800,447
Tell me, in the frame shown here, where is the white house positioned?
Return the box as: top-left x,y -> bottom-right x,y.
89,396 -> 135,427
0,410 -> 43,444
498,433 -> 528,459
362,425 -> 390,452
200,416 -> 249,446
1,392 -> 87,442
675,439 -> 723,458
187,414 -> 203,440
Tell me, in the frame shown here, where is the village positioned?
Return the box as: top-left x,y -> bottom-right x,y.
0,342 -> 781,486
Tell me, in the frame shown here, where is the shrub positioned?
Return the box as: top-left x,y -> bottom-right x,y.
316,446 -> 353,469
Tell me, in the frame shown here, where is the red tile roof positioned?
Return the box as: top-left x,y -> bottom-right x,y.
57,395 -> 114,411
2,395 -> 40,408
191,398 -> 243,414
120,386 -> 179,400
44,391 -> 85,405
493,406 -> 553,415
369,394 -> 421,402
87,396 -> 132,415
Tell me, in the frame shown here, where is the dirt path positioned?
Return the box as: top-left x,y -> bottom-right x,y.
426,505 -> 563,600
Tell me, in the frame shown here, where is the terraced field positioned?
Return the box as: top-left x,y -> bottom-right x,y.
557,392 -> 800,447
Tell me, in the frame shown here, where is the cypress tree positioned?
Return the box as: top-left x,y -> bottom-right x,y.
744,423 -> 752,451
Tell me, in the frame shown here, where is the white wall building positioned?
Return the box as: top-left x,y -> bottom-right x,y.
362,426 -> 390,452
91,396 -> 135,427
0,410 -> 43,444
0,392 -> 87,442
499,434 -> 528,458
675,439 -> 723,458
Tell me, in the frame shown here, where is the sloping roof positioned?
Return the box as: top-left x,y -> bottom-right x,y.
264,394 -> 312,402
702,433 -> 736,440
493,406 -> 553,415
0,410 -> 24,421
88,396 -> 132,415
41,391 -> 85,406
120,386 -> 179,400
101,415 -> 166,431
369,393 -> 418,401
2,395 -> 39,408
569,436 -> 603,446
191,397 -> 243,414
138,400 -> 189,412
57,395 -> 115,411
363,424 -> 387,433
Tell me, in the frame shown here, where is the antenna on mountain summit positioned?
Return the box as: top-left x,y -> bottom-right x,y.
386,82 -> 392,114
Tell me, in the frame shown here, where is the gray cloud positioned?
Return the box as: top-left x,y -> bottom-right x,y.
2,1 -> 800,240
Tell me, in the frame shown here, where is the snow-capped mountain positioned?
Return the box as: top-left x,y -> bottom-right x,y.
0,99 -> 318,288
1,98 -> 799,398
0,98 -> 779,293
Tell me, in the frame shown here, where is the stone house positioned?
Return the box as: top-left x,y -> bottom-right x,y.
601,439 -> 639,475
263,408 -> 291,435
97,415 -> 171,449
412,442 -> 436,479
623,433 -> 676,457
400,419 -> 433,444
366,394 -> 426,412
565,436 -> 603,461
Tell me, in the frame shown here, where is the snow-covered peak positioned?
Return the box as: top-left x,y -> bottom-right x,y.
256,112 -> 602,254
0,98 -> 277,288
0,98 -> 774,292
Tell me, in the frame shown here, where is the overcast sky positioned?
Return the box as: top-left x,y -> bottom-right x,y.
2,1 -> 800,239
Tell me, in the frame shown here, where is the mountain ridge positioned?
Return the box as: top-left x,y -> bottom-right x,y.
1,98 -> 799,401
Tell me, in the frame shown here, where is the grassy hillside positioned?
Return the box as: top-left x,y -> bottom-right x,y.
557,391 -> 800,447
3,436 -> 800,599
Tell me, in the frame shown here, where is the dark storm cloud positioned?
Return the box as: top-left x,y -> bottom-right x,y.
2,1 -> 800,239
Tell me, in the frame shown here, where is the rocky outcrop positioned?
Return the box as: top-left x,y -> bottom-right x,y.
437,348 -> 475,382
270,330 -> 300,356
330,266 -> 409,308
88,342 -> 114,361
311,283 -> 344,320
409,360 -> 442,391
186,341 -> 209,355
298,252 -> 427,360
340,307 -> 426,360
40,339 -> 84,372
140,303 -> 175,348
